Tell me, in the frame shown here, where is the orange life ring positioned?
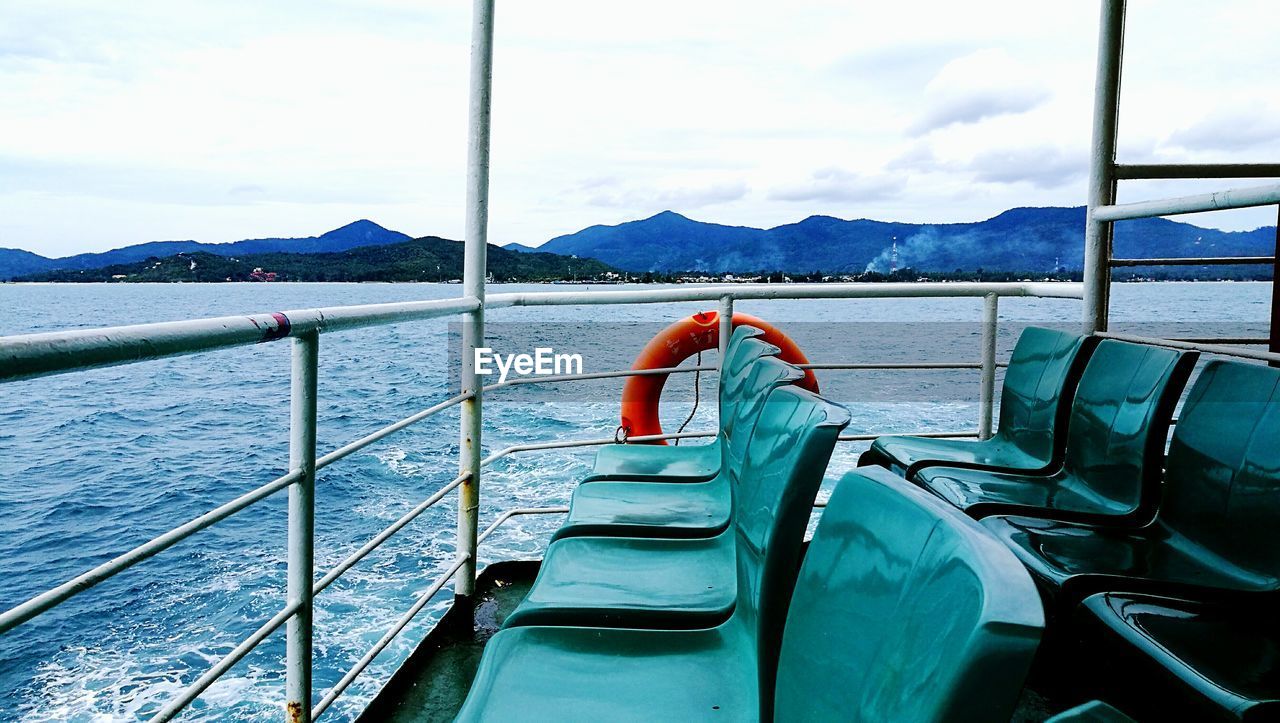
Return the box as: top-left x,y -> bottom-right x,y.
619,311 -> 817,444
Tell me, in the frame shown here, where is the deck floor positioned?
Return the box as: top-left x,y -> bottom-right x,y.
358,562 -> 537,723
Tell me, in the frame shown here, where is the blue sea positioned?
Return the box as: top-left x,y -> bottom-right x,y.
0,282 -> 1270,721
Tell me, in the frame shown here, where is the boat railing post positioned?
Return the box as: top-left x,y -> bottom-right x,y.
457,0 -> 495,601
978,294 -> 998,440
1082,0 -> 1126,334
286,331 -> 318,723
717,295 -> 733,365
717,294 -> 733,429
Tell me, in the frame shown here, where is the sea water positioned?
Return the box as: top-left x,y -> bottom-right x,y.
0,282 -> 1270,721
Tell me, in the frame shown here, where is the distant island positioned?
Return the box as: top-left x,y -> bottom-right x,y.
3,207 -> 1275,283
17,236 -> 618,283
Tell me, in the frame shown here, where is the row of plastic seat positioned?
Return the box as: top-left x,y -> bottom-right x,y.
861,326 -> 1280,720
455,327 -> 1047,721
862,328 -> 1199,523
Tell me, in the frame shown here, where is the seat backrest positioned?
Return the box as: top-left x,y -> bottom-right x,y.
728,385 -> 849,719
1062,339 -> 1198,515
1162,360 -> 1280,588
721,355 -> 804,475
722,324 -> 766,375
719,331 -> 779,437
995,327 -> 1096,464
774,467 -> 1044,722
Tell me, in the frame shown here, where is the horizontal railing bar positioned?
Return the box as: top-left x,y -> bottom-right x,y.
1113,163 -> 1280,180
1098,332 -> 1280,364
293,297 -> 480,335
1,283 -> 1084,385
1110,256 -> 1275,267
482,365 -> 715,392
477,507 -> 571,545
485,282 -> 1083,309
479,428 -> 987,479
150,600 -> 303,723
1093,182 -> 1280,222
316,393 -> 473,470
480,431 -> 718,468
1168,337 -> 1270,345
0,468 -> 302,636
312,474 -> 468,596
484,361 -> 1008,393
800,361 -> 1009,370
0,296 -> 481,383
311,554 -> 471,720
838,430 -> 979,442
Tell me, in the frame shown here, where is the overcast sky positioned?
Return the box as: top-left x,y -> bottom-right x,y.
1,0 -> 1277,257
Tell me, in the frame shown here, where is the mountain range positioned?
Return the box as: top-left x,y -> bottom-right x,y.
522,207 -> 1276,276
4,207 -> 1276,282
20,236 -> 616,283
0,220 -> 409,280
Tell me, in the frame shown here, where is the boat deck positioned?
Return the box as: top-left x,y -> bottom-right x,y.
358,562 -> 538,723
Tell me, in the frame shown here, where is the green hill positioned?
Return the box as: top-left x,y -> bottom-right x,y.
20,236 -> 620,283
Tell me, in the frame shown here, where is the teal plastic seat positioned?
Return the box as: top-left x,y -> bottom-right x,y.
983,360 -> 1280,610
456,622 -> 759,722
1074,592 -> 1280,721
772,467 -> 1044,722
585,326 -> 770,483
553,356 -> 803,541
915,339 -> 1197,522
556,477 -> 731,540
860,327 -> 1096,477
503,532 -> 738,629
1046,700 -> 1136,722
455,466 -> 1043,722
504,384 -> 847,629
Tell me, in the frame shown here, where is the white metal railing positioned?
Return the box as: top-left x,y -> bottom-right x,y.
1109,256 -> 1275,268
0,280 -> 1079,721
1111,163 -> 1280,180
1082,0 -> 1279,353
0,296 -> 480,382
1097,332 -> 1280,366
1092,183 -> 1280,223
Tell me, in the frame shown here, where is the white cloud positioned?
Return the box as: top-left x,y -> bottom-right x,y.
907,49 -> 1051,136
967,148 -> 1088,189
1168,103 -> 1280,153
768,169 -> 906,203
889,144 -> 1087,190
586,181 -> 749,210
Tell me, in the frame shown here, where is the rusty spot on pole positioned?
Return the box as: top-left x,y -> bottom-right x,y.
257,312 -> 293,343
287,700 -> 305,723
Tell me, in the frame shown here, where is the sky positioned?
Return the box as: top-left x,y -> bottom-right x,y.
1,0 -> 1277,257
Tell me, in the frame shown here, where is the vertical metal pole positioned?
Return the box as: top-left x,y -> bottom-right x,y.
1082,0 -> 1126,334
1270,206 -> 1280,368
978,294 -> 998,440
457,0 -> 495,601
286,331 -> 318,723
717,295 -> 734,428
717,295 -> 734,366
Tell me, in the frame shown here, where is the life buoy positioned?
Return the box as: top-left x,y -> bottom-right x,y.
619,311 -> 817,444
